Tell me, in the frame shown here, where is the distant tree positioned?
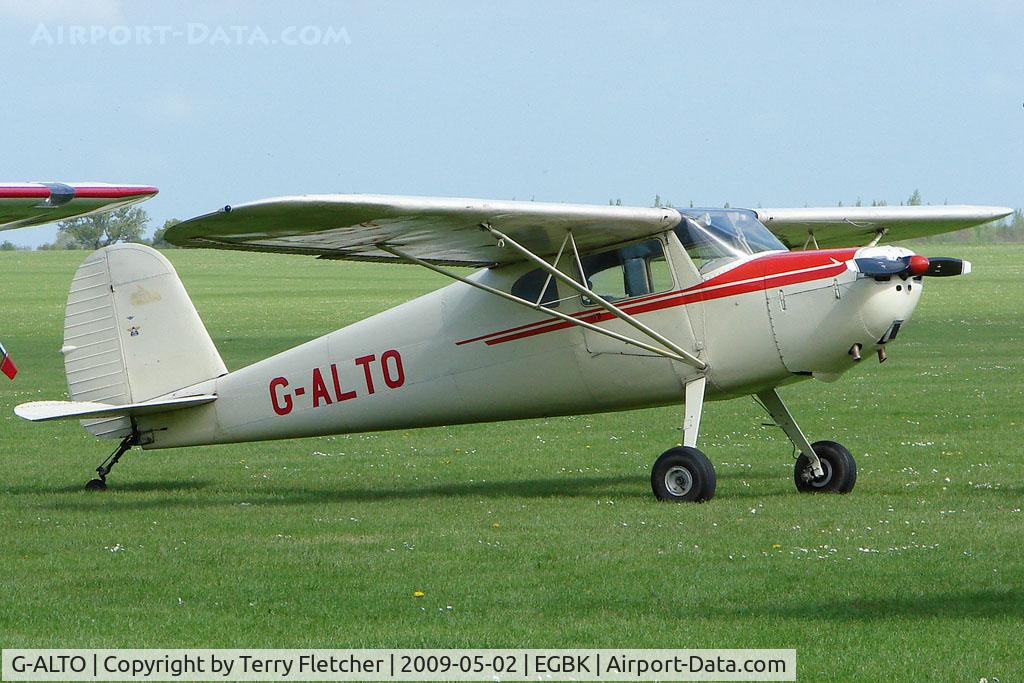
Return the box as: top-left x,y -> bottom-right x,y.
152,218 -> 181,248
37,231 -> 84,250
57,206 -> 149,250
723,201 -> 730,208
855,197 -> 863,207
0,240 -> 16,251
907,189 -> 923,206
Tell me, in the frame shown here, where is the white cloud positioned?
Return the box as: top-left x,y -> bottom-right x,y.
0,0 -> 124,24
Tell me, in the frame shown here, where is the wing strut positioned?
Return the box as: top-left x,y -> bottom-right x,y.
379,235 -> 705,369
479,224 -> 708,370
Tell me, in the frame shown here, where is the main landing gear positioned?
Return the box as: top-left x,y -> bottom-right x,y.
85,433 -> 138,491
650,380 -> 857,502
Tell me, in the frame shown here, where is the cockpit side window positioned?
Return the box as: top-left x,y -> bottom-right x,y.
511,268 -> 560,307
580,238 -> 672,305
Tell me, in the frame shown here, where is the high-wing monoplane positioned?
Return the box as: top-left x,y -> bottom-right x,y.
14,194 -> 1010,500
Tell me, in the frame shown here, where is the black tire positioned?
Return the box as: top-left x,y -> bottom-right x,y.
85,478 -> 107,491
651,446 -> 716,502
794,440 -> 856,493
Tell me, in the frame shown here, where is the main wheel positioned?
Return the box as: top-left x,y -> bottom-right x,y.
794,440 -> 856,493
651,447 -> 716,502
85,478 -> 107,491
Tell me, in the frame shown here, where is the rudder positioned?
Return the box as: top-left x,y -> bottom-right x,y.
62,243 -> 226,437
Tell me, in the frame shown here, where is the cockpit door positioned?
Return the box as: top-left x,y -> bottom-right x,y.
579,233 -> 704,367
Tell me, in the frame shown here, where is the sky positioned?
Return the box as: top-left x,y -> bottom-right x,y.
1,0 -> 1021,247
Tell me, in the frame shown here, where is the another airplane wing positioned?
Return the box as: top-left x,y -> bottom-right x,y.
167,195 -> 681,266
0,182 -> 159,231
755,205 -> 1012,249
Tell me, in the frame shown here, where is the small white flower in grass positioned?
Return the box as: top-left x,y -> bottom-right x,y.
105,543 -> 124,553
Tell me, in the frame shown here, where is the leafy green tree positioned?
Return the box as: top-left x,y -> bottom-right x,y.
0,240 -> 17,251
57,206 -> 149,250
152,218 -> 181,248
907,189 -> 923,206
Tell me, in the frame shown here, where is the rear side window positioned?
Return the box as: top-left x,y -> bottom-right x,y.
580,239 -> 671,305
512,268 -> 559,307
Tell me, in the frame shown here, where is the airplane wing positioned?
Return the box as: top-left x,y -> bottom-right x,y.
166,194 -> 681,266
755,205 -> 1012,249
168,195 -> 1013,266
0,182 -> 159,231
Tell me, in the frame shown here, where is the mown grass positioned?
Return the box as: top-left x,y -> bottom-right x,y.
1,245 -> 1021,680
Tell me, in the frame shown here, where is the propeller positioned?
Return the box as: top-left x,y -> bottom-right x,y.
854,255 -> 971,279
922,257 -> 971,277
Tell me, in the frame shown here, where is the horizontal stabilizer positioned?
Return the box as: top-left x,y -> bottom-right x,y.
15,395 -> 216,422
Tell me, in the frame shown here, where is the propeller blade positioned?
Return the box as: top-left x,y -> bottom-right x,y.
924,257 -> 971,277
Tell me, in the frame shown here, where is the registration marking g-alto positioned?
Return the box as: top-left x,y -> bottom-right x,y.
269,349 -> 406,416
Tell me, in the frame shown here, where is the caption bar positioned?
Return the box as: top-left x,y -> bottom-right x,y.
2,649 -> 795,681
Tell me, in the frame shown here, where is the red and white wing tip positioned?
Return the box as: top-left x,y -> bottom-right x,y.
0,182 -> 159,200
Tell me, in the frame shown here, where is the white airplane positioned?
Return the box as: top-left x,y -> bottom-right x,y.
1,182 -> 158,382
0,182 -> 158,231
14,195 -> 1011,500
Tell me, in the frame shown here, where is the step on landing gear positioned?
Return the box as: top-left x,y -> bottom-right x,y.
85,433 -> 138,491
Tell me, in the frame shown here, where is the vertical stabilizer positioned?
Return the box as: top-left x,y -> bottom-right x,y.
62,243 -> 226,437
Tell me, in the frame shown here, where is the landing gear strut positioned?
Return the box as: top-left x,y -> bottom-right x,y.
652,377 -> 716,502
85,433 -> 137,491
756,388 -> 857,494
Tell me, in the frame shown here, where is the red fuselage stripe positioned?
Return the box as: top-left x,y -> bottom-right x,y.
479,263 -> 847,346
456,249 -> 855,347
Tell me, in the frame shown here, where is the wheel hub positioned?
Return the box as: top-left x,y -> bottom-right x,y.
805,458 -> 834,488
664,465 -> 693,497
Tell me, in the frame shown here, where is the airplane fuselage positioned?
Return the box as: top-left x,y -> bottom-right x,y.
139,237 -> 922,449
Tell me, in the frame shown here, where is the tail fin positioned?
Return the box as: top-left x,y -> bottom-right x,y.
61,243 -> 226,438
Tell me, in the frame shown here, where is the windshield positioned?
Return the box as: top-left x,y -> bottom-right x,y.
675,208 -> 787,274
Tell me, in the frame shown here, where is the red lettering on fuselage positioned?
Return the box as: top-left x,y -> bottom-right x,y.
267,350 -> 405,416
330,363 -> 357,401
311,367 -> 332,407
269,376 -> 293,416
381,349 -> 405,389
354,354 -> 376,394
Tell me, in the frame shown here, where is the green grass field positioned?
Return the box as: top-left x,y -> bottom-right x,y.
1,245 -> 1022,680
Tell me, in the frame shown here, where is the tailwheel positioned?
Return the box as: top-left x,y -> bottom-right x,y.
651,446 -> 716,502
84,433 -> 137,491
794,440 -> 857,494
